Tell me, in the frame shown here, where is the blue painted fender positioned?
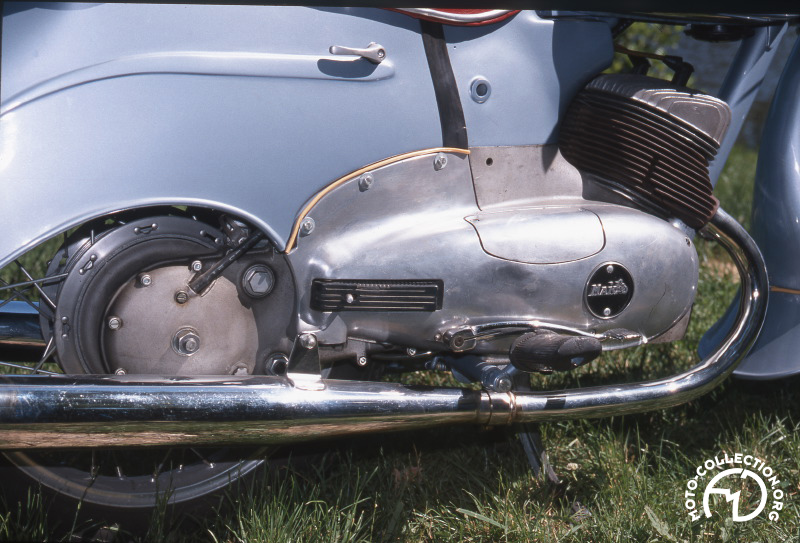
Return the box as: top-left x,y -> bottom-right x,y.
0,4 -> 442,264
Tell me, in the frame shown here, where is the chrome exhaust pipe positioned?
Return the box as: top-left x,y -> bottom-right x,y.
0,209 -> 767,450
0,302 -> 45,362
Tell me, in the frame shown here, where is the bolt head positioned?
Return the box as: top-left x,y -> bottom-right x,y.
139,274 -> 152,287
266,353 -> 289,376
175,290 -> 189,304
494,376 -> 512,393
406,348 -> 417,356
603,307 -> 612,317
191,260 -> 203,272
357,356 -> 368,367
299,333 -> 317,349
434,153 -> 448,171
183,337 -> 199,353
114,368 -> 127,375
300,218 -> 315,236
345,293 -> 355,304
358,173 -> 374,191
606,265 -> 614,274
173,328 -> 201,356
243,265 -> 275,298
107,317 -> 122,330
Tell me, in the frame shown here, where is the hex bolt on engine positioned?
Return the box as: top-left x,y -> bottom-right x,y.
242,265 -> 275,298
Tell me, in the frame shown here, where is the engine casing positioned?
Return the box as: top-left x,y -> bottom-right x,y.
287,147 -> 698,354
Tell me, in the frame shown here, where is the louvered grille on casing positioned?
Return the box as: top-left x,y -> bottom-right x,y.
311,279 -> 443,312
560,88 -> 720,229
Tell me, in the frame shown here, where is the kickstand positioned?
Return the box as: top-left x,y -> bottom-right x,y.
517,422 -> 560,485
512,375 -> 560,485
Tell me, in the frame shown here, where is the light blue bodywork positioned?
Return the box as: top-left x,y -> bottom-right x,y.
0,4 -> 612,266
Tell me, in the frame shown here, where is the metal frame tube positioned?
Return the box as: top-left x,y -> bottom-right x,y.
0,209 -> 767,449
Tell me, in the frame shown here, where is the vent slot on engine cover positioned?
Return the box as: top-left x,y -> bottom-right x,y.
560,74 -> 731,229
311,279 -> 443,312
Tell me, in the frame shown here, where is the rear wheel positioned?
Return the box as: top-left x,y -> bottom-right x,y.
1,210 -> 296,521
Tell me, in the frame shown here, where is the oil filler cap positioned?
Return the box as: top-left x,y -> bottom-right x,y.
585,263 -> 633,319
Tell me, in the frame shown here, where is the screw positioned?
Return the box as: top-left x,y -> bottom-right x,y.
406,348 -> 417,356
107,317 -> 122,330
139,274 -> 152,287
434,153 -> 448,171
606,265 -> 614,274
345,293 -> 355,304
603,308 -> 612,317
377,49 -> 386,59
191,260 -> 203,272
175,290 -> 189,304
231,364 -> 249,376
357,356 -> 368,367
242,265 -> 275,298
300,218 -> 315,236
114,368 -> 126,375
358,173 -> 374,191
299,333 -> 317,349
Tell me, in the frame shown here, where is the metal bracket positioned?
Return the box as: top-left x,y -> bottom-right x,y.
286,333 -> 325,390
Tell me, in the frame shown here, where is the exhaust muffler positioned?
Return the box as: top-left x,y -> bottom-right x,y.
0,210 -> 767,449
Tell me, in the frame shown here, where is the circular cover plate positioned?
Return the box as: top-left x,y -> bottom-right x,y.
585,262 -> 634,319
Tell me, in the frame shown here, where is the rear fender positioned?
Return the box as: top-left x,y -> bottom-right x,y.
0,4 -> 442,267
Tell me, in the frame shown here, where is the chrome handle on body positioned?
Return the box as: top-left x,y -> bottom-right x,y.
329,42 -> 386,63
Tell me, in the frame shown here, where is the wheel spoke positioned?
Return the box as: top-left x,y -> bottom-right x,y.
0,273 -> 69,294
0,360 -> 58,375
190,448 -> 215,468
30,336 -> 56,374
14,261 -> 58,310
0,278 -> 41,314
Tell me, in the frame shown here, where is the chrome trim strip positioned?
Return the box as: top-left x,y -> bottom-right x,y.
396,9 -> 514,24
0,209 -> 767,449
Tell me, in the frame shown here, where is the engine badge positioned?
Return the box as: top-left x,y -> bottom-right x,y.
585,263 -> 634,319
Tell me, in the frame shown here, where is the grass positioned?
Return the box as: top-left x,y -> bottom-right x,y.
4,146 -> 800,542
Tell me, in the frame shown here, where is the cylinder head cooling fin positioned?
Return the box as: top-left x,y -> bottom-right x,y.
560,74 -> 731,229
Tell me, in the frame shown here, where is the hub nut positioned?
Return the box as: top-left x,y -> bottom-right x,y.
172,328 -> 201,356
242,265 -> 275,298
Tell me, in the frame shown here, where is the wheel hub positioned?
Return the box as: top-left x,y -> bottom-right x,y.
102,265 -> 257,374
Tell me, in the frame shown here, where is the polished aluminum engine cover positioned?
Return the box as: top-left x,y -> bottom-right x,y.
287,147 -> 698,353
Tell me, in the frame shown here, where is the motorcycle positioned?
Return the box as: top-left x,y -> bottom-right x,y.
0,4 -> 794,516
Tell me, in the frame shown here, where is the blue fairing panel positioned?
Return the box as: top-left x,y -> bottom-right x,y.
0,4 -> 442,262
